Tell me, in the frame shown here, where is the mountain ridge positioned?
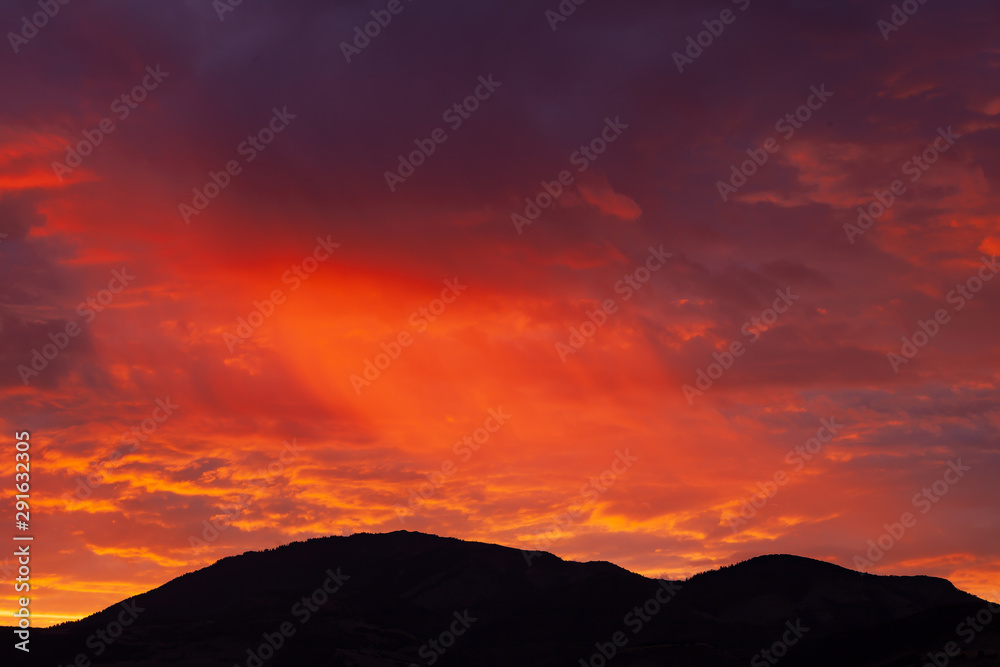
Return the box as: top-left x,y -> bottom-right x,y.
10,530 -> 999,666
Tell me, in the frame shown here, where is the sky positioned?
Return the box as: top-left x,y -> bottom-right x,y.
1,0 -> 999,627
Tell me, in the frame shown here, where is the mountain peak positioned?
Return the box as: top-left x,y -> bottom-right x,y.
18,532 -> 997,666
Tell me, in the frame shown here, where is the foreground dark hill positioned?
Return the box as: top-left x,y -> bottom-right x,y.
12,531 -> 1000,666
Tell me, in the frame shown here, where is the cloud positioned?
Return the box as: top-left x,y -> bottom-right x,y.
577,176 -> 643,220
1,0 -> 999,625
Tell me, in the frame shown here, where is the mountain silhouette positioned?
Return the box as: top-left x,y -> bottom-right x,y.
12,531 -> 1000,666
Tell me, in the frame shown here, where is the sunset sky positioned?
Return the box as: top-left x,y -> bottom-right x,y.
2,0 -> 999,627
